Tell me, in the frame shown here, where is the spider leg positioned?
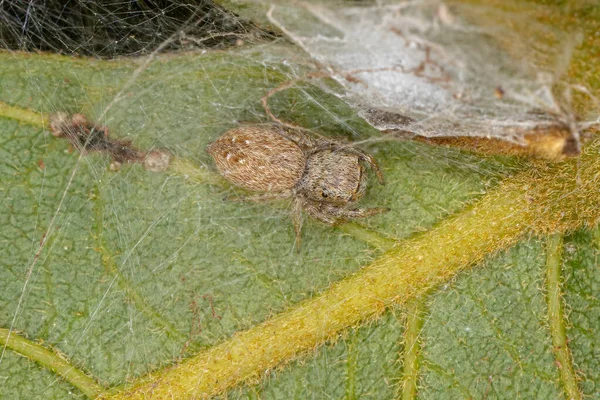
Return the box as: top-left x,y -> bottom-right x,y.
303,201 -> 338,225
309,142 -> 385,185
275,126 -> 317,149
345,148 -> 385,185
305,201 -> 389,225
333,206 -> 389,220
292,197 -> 304,252
226,189 -> 293,202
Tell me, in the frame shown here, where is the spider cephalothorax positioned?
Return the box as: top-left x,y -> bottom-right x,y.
207,125 -> 387,247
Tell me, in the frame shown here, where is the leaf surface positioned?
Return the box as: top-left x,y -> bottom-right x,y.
0,2 -> 599,399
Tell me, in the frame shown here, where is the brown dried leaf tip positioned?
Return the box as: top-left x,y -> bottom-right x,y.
363,108 -> 582,161
207,125 -> 388,249
49,112 -> 171,172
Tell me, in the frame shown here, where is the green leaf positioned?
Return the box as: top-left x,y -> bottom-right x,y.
1,2 -> 599,399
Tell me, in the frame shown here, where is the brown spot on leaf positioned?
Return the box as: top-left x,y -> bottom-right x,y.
49,112 -> 171,172
143,150 -> 171,172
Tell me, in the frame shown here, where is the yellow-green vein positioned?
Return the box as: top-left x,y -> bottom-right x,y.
0,328 -> 104,398
91,186 -> 186,342
345,329 -> 359,400
592,224 -> 600,250
399,298 -> 425,400
0,100 -> 47,127
546,234 -> 583,400
338,222 -> 398,251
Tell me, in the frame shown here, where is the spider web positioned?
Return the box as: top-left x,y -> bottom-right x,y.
0,1 -> 599,399
0,0 -> 274,57
266,1 -> 590,145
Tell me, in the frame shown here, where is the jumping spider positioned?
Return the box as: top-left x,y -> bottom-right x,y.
207,125 -> 388,247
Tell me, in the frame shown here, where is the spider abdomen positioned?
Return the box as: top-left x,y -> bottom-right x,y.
207,126 -> 305,192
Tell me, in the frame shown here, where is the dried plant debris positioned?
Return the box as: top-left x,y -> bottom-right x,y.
267,2 -> 598,159
49,112 -> 171,172
371,108 -> 581,160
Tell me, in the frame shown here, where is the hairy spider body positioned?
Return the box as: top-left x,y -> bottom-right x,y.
297,149 -> 367,204
207,125 -> 387,247
208,126 -> 305,192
